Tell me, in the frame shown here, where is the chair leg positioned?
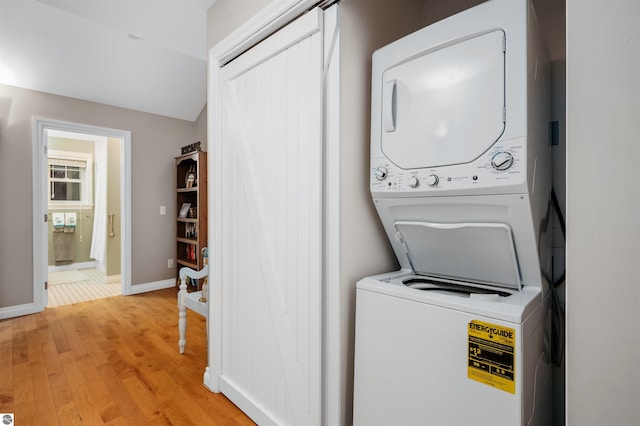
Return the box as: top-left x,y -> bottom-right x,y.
178,279 -> 187,354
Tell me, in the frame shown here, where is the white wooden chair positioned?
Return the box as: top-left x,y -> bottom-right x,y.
177,247 -> 208,354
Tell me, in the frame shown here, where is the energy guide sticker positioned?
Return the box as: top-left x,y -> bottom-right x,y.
468,320 -> 515,394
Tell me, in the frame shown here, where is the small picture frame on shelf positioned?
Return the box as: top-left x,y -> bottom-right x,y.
179,203 -> 191,218
185,164 -> 197,188
185,172 -> 196,188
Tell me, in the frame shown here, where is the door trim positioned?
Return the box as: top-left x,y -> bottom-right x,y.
213,0 -> 332,66
32,117 -> 132,312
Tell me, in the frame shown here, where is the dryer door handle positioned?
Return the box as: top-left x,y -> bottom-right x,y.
383,79 -> 397,132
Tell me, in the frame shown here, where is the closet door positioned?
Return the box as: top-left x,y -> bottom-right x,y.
217,8 -> 323,426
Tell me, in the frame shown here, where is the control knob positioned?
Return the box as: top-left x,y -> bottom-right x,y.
408,176 -> 420,188
491,152 -> 514,171
375,166 -> 388,181
425,174 -> 439,187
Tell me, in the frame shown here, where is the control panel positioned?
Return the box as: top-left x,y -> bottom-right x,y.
371,141 -> 525,194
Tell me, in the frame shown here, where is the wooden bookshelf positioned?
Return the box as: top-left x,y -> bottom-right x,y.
175,151 -> 207,290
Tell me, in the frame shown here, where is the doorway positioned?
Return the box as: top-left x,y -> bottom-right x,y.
32,118 -> 132,310
46,129 -> 120,306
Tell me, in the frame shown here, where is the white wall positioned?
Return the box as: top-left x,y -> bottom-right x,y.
566,1 -> 640,424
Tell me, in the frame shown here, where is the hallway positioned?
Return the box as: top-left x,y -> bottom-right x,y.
0,288 -> 253,425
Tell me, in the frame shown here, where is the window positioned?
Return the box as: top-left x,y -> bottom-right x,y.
48,150 -> 93,209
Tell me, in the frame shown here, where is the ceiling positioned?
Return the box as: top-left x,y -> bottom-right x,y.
0,0 -> 217,122
0,0 -> 564,123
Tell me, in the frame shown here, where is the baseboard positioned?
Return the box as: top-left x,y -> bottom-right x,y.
0,303 -> 36,320
1,279 -> 174,319
105,274 -> 121,284
203,367 -> 219,393
219,376 -> 278,426
127,279 -> 175,295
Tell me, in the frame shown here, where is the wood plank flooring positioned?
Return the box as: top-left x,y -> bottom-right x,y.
0,288 -> 255,426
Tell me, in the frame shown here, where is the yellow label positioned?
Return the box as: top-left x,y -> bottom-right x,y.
468,320 -> 516,394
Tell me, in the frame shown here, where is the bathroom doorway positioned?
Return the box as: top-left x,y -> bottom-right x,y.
32,118 -> 132,310
46,130 -> 120,306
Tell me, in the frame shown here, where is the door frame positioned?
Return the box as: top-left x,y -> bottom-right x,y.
32,117 -> 132,311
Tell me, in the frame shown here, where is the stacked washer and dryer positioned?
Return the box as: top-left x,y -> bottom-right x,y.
353,1 -> 554,425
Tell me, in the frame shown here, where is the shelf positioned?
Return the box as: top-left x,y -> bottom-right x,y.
177,237 -> 198,244
177,259 -> 198,269
177,187 -> 198,193
177,217 -> 198,223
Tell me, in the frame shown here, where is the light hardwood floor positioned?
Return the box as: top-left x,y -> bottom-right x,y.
0,288 -> 254,425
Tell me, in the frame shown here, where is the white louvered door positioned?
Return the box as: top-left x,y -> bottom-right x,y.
216,8 -> 323,426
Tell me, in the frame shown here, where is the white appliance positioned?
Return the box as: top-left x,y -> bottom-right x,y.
353,1 -> 553,425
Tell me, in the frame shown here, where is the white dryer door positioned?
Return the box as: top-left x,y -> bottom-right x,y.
381,30 -> 505,169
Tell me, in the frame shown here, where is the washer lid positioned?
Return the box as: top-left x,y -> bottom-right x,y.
380,29 -> 505,169
393,221 -> 521,290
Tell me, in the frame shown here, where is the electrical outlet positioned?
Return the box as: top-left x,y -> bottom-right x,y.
160,205 -> 167,215
168,258 -> 174,268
